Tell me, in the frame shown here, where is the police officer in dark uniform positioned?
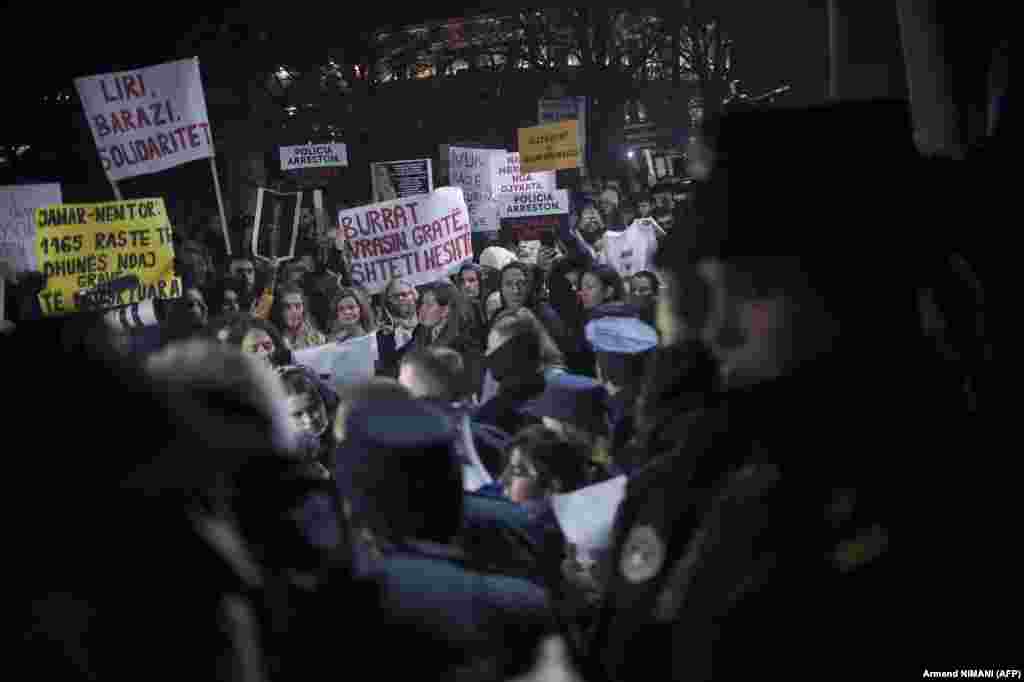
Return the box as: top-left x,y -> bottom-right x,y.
585,100 -> 975,680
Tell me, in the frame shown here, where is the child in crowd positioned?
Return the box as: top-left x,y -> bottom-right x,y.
278,365 -> 339,479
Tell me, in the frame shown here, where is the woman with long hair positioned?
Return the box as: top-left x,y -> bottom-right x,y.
277,364 -> 340,479
226,316 -> 294,369
272,283 -> 327,351
455,262 -> 489,346
327,287 -> 377,343
567,264 -> 630,377
408,280 -> 484,396
490,262 -> 571,359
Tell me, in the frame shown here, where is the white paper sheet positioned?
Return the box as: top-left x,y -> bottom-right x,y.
550,475 -> 628,555
457,414 -> 494,492
294,333 -> 378,389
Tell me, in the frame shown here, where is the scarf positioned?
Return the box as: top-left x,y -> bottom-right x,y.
285,320 -> 326,350
329,322 -> 365,344
381,306 -> 418,349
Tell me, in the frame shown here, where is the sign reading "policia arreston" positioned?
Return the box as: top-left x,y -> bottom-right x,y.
518,120 -> 580,174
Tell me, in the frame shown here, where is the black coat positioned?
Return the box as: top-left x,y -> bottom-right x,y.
586,353 -> 965,681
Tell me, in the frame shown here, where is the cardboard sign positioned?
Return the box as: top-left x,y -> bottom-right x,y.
75,58 -> 214,181
371,159 -> 433,202
491,152 -> 556,195
538,96 -> 588,174
280,143 -> 348,170
34,199 -> 180,316
1,183 -> 62,273
518,120 -> 580,173
449,147 -> 502,233
496,189 -> 570,219
253,188 -> 301,263
337,186 -> 472,294
294,332 -> 378,390
497,189 -> 569,263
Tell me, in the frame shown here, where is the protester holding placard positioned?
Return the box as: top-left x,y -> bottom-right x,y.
558,199 -> 607,271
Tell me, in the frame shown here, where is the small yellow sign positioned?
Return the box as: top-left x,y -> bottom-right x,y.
518,120 -> 580,174
34,198 -> 180,316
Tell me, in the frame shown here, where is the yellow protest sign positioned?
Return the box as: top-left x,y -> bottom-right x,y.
518,120 -> 580,174
34,198 -> 180,316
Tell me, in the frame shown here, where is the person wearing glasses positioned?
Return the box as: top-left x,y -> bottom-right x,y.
375,278 -> 419,378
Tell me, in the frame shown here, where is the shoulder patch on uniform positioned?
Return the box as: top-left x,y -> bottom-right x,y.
620,524 -> 666,584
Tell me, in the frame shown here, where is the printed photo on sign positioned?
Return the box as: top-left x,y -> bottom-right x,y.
253,188 -> 302,262
74,58 -> 214,182
449,147 -> 502,233
371,159 -> 433,202
1,183 -> 62,274
34,198 -> 180,316
280,143 -> 348,171
337,187 -> 472,294
497,212 -> 565,251
495,188 -> 568,264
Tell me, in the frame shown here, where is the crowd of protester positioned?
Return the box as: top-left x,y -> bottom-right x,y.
2,94 -> 1001,680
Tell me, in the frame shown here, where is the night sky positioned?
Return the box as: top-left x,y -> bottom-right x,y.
3,3 -> 828,99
